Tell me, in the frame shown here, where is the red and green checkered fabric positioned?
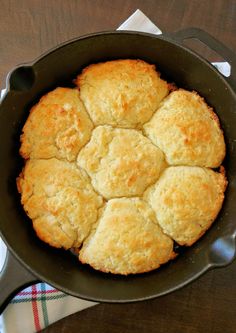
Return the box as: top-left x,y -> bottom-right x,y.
2,283 -> 96,333
12,284 -> 67,331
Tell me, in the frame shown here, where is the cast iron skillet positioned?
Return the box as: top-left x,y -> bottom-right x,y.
0,28 -> 236,313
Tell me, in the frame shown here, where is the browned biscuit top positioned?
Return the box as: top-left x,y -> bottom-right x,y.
17,158 -> 103,249
76,59 -> 169,128
144,166 -> 227,246
77,125 -> 166,199
79,198 -> 175,275
20,87 -> 93,162
144,89 -> 225,167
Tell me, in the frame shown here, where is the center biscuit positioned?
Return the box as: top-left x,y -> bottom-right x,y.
77,125 -> 166,199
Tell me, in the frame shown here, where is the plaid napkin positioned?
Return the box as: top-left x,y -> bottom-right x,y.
0,8 -> 231,333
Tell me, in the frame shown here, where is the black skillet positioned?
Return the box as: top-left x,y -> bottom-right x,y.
0,28 -> 236,313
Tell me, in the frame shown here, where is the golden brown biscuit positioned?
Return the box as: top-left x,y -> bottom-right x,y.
76,59 -> 169,128
144,166 -> 227,246
20,87 -> 93,162
79,198 -> 175,275
144,89 -> 226,167
17,158 -> 103,249
77,125 -> 166,199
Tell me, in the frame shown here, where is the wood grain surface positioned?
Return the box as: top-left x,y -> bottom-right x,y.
1,1 -> 236,332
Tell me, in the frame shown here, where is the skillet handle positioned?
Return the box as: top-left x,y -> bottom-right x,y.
166,27 -> 236,90
0,250 -> 39,314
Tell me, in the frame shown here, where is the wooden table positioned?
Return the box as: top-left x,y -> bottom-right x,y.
1,1 -> 236,332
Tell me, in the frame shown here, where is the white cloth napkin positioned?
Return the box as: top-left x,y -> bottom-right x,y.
0,8 -> 231,333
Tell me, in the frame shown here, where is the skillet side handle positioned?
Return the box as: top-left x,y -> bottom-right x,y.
166,28 -> 236,91
0,250 -> 39,314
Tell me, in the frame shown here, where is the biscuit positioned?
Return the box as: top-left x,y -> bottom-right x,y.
20,87 -> 93,162
17,158 -> 103,249
77,125 -> 166,199
144,166 -> 227,246
76,59 -> 169,128
79,198 -> 175,275
144,89 -> 226,167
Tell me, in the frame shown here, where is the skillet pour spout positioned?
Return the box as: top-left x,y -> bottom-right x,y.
0,28 -> 236,311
